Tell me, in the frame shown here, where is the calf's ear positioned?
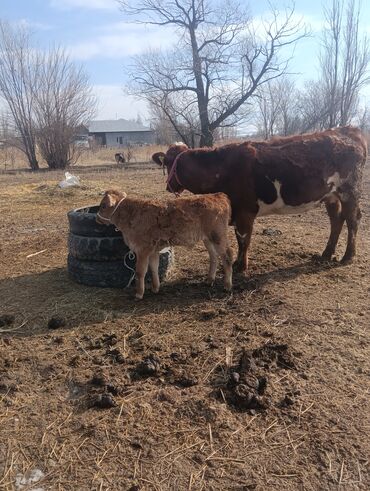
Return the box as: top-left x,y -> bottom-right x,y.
152,152 -> 166,165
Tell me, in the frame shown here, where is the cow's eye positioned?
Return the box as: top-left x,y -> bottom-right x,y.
102,204 -> 106,209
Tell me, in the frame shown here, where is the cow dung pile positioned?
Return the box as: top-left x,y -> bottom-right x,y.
220,343 -> 298,412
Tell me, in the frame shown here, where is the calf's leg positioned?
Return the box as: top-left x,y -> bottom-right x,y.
203,239 -> 218,285
322,197 -> 345,260
149,252 -> 160,293
219,246 -> 233,291
135,252 -> 149,300
206,232 -> 233,291
234,213 -> 255,273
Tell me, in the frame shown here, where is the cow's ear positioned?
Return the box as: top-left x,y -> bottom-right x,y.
104,191 -> 115,207
152,152 -> 166,166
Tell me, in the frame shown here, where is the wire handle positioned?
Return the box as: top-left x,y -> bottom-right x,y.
124,250 -> 136,288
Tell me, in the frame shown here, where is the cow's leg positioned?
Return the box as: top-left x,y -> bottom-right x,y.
340,196 -> 362,264
322,196 -> 345,260
203,239 -> 218,285
234,213 -> 256,273
149,252 -> 160,293
135,251 -> 149,300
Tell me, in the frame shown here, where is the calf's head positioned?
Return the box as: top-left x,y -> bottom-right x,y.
96,189 -> 127,224
152,142 -> 189,193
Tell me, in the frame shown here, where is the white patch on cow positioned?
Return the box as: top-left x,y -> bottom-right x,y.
257,180 -> 324,217
326,171 -> 342,191
173,141 -> 186,146
236,231 -> 247,239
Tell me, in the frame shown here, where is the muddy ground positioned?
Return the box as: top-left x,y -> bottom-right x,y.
0,163 -> 369,490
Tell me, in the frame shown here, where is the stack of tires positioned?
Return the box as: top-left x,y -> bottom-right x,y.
67,205 -> 173,288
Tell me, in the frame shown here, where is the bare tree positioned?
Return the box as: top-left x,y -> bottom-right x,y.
254,80 -> 283,139
356,103 -> 370,131
148,90 -> 201,147
119,0 -> 308,147
296,81 -> 333,132
321,0 -> 342,127
0,22 -> 96,170
253,77 -> 303,138
339,0 -> 370,124
149,103 -> 176,144
0,21 -> 39,169
214,124 -> 238,142
275,77 -> 301,136
32,47 -> 96,169
310,0 -> 370,129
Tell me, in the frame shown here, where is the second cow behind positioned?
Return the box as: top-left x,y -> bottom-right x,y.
96,190 -> 233,299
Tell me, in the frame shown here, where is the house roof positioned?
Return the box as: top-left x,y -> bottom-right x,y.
88,119 -> 152,133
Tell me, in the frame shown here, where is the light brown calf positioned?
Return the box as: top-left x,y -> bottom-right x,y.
96,190 -> 233,299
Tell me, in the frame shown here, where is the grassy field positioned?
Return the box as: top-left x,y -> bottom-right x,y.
0,161 -> 369,490
0,145 -> 166,171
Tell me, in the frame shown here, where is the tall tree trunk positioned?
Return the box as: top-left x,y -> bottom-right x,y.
189,25 -> 213,147
23,133 -> 39,170
199,127 -> 213,147
29,157 -> 39,171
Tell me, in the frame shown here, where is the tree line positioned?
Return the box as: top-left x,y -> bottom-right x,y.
254,0 -> 370,139
120,0 -> 370,146
1,0 -> 369,170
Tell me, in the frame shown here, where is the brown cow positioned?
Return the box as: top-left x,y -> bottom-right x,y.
152,127 -> 367,272
115,153 -> 125,164
96,190 -> 233,299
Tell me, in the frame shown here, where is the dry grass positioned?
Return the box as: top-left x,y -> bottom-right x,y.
78,145 -> 166,167
0,163 -> 369,490
0,144 -> 166,172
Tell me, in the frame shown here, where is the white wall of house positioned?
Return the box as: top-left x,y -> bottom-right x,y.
105,131 -> 154,147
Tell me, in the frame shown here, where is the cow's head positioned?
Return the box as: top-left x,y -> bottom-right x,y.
152,142 -> 189,193
96,189 -> 127,224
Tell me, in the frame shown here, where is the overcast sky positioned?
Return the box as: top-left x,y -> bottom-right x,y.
2,0 -> 370,123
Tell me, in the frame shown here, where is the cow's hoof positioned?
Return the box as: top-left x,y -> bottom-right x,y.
233,263 -> 247,274
152,286 -> 160,294
206,278 -> 215,287
312,253 -> 330,263
320,251 -> 333,261
340,256 -> 354,265
135,293 -> 144,301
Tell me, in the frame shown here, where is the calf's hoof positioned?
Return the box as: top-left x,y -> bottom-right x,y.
135,293 -> 144,301
206,277 -> 215,287
152,286 -> 160,294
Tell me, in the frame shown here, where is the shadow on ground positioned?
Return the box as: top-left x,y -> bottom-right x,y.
0,256 -> 341,338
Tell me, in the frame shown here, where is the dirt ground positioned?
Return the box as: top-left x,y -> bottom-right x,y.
0,162 -> 369,491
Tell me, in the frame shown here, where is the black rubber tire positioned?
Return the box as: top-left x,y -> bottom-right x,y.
68,233 -> 129,261
67,250 -> 173,288
68,205 -> 121,238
